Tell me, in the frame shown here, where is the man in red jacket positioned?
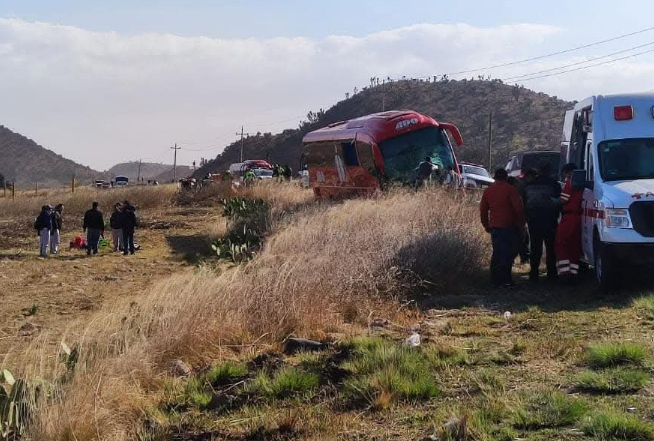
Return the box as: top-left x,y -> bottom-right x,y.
555,163 -> 583,279
480,168 -> 526,287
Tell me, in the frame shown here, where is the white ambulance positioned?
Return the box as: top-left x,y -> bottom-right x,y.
562,93 -> 654,290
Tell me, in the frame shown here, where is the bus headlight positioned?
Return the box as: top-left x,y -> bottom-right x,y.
605,208 -> 632,229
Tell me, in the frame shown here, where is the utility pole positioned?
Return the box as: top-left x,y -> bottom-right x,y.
236,127 -> 253,162
136,159 -> 143,183
171,143 -> 181,182
487,111 -> 493,171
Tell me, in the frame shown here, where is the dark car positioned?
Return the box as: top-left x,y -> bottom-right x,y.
505,151 -> 561,179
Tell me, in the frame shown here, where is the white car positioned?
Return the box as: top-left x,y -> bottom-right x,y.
253,168 -> 273,180
563,93 -> 654,290
459,163 -> 494,189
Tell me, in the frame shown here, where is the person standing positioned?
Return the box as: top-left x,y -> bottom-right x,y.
480,168 -> 526,288
109,202 -> 123,252
34,205 -> 53,257
523,163 -> 561,281
417,157 -> 434,187
50,204 -> 64,254
83,202 -> 104,256
556,163 -> 584,279
120,200 -> 138,255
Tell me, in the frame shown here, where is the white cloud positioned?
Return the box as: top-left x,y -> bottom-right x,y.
1,18 -> 654,169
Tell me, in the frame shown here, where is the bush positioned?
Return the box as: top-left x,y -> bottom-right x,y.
575,368 -> 649,394
512,390 -> 587,429
586,342 -> 646,369
582,411 -> 654,440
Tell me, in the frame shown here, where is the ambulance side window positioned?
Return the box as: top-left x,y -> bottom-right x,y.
586,141 -> 595,182
586,142 -> 594,182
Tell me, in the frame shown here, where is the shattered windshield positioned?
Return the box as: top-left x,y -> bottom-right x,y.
379,127 -> 455,181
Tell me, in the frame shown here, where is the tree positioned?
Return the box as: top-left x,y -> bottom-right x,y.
345,92 -> 350,100
512,85 -> 523,102
0,172 -> 4,187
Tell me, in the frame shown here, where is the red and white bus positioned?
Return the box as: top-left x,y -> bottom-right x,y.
301,110 -> 464,198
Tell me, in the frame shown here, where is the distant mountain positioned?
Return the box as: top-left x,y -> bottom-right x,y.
106,162 -> 192,182
195,79 -> 572,178
0,125 -> 100,188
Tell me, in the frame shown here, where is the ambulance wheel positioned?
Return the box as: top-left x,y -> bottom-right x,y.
594,237 -> 618,293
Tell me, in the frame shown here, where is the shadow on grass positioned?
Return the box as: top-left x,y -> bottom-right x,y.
417,265 -> 654,314
166,233 -> 215,263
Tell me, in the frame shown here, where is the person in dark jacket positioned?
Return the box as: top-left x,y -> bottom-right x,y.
282,165 -> 293,181
50,204 -> 64,254
480,168 -> 526,288
83,202 -> 104,255
109,202 -> 123,252
120,200 -> 138,255
523,162 -> 561,281
34,205 -> 53,257
417,157 -> 434,186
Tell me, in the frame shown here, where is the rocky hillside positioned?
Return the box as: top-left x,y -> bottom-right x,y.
0,125 -> 99,187
106,162 -> 192,182
195,79 -> 572,177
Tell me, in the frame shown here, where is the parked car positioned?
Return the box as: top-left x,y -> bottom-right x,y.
505,151 -> 561,179
115,175 -> 129,187
459,163 -> 494,189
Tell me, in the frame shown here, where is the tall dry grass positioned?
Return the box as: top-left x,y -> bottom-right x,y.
0,185 -> 179,218
23,188 -> 488,441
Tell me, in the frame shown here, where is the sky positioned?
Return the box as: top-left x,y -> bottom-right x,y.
2,0 -> 654,170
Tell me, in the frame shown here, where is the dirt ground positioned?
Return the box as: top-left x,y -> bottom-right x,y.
0,205 -> 223,360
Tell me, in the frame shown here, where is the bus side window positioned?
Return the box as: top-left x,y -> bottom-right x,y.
341,141 -> 359,166
356,140 -> 376,174
304,142 -> 333,167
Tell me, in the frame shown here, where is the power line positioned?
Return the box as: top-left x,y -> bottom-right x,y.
445,24 -> 654,76
507,46 -> 654,83
503,40 -> 654,81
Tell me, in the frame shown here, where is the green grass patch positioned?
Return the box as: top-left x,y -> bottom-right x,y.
205,361 -> 248,387
341,337 -> 440,407
586,342 -> 646,369
582,411 -> 654,440
184,377 -> 213,410
575,367 -> 649,394
424,344 -> 470,368
512,390 -> 587,430
248,368 -> 320,400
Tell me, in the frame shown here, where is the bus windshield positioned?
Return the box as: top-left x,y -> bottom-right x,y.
378,126 -> 455,181
599,138 -> 654,181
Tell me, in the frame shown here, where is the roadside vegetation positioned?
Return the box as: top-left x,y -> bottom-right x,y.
2,182 -> 654,441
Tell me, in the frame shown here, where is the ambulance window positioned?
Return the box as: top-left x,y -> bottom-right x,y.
586,143 -> 594,182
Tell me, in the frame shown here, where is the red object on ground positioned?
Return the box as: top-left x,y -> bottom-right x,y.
71,235 -> 87,249
479,181 -> 526,230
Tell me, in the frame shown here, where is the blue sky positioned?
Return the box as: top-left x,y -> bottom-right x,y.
1,0 -> 654,170
2,0 -> 653,40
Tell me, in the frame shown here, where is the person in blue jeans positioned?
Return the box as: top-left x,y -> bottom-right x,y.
83,202 -> 104,255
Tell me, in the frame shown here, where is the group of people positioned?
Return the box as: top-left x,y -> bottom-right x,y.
480,162 -> 582,287
271,164 -> 293,181
34,204 -> 64,257
416,157 -> 459,188
34,200 -> 138,257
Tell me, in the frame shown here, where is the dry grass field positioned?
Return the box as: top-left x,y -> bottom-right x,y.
1,183 -> 654,441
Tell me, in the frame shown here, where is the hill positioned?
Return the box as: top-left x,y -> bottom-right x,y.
106,162 -> 192,183
0,125 -> 100,188
195,79 -> 572,177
